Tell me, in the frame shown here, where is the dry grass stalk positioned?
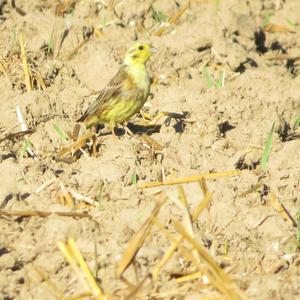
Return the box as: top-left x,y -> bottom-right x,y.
107,0 -> 116,11
268,193 -> 297,227
55,0 -> 77,16
199,176 -> 209,195
63,291 -> 94,300
173,220 -> 247,300
239,183 -> 262,197
59,181 -> 75,206
178,185 -> 188,208
58,130 -> 95,157
152,179 -> 212,279
265,54 -> 300,61
264,23 -> 295,33
152,236 -> 182,280
28,267 -> 65,299
177,185 -> 200,264
16,105 -> 37,158
0,210 -> 91,218
0,129 -> 34,143
59,192 -> 75,207
151,216 -> 200,267
153,1 -> 190,36
124,275 -> 150,300
69,190 -> 99,207
0,59 -> 9,78
175,271 -> 202,283
58,238 -> 106,299
117,195 -> 166,277
62,38 -> 90,60
19,32 -> 32,92
192,191 -> 212,221
140,134 -> 163,151
0,123 -> 23,143
139,170 -> 240,188
32,69 -> 47,91
35,178 -> 56,193
150,287 -> 191,299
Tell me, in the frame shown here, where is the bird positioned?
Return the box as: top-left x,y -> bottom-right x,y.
77,42 -> 157,136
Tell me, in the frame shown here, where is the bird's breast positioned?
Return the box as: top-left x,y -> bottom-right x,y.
126,65 -> 150,93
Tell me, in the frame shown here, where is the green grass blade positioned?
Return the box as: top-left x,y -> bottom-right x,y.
285,18 -> 296,27
293,114 -> 300,130
12,25 -> 17,44
48,21 -> 56,56
260,122 -> 275,171
216,71 -> 224,88
18,139 -> 31,160
203,66 -> 213,88
131,173 -> 138,185
262,12 -> 273,28
53,123 -> 69,142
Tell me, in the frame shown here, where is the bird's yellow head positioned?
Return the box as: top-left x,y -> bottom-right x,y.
124,42 -> 157,66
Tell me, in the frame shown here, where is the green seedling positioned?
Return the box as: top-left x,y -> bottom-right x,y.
151,6 -> 168,24
262,12 -> 273,28
260,122 -> 275,171
130,173 -> 138,185
293,114 -> 300,130
203,66 -> 213,88
96,180 -> 105,210
285,18 -> 296,27
18,139 -> 32,160
215,71 -> 225,88
53,123 -> 69,142
47,21 -> 56,56
203,67 -> 225,89
214,0 -> 220,11
18,139 -> 34,182
12,25 -> 17,44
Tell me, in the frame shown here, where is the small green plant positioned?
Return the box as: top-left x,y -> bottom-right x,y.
214,0 -> 220,11
18,139 -> 34,182
18,139 -> 33,160
53,123 -> 69,142
130,173 -> 138,185
203,67 -> 225,88
96,180 -> 105,210
262,11 -> 273,28
12,25 -> 17,44
285,18 -> 296,27
293,113 -> 300,130
260,122 -> 275,171
151,6 -> 168,24
47,21 -> 56,56
203,66 -> 213,88
215,71 -> 225,88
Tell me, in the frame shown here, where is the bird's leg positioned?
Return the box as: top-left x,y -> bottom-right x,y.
92,135 -> 97,156
109,121 -> 117,137
124,126 -> 135,137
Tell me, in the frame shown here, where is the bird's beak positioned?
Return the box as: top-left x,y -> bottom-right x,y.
150,45 -> 158,53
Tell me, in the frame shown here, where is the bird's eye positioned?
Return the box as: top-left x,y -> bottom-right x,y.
138,45 -> 144,51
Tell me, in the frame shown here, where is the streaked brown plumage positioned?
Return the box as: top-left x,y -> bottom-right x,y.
77,42 -> 157,133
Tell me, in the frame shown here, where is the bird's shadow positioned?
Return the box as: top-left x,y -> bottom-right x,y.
96,111 -> 189,136
126,122 -> 161,135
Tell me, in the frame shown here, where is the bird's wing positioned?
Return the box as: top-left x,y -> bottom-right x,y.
77,67 -> 128,122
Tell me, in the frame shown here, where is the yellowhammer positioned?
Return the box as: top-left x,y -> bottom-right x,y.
77,42 -> 157,135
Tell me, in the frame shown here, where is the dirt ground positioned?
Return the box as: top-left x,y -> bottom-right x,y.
0,0 -> 300,299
